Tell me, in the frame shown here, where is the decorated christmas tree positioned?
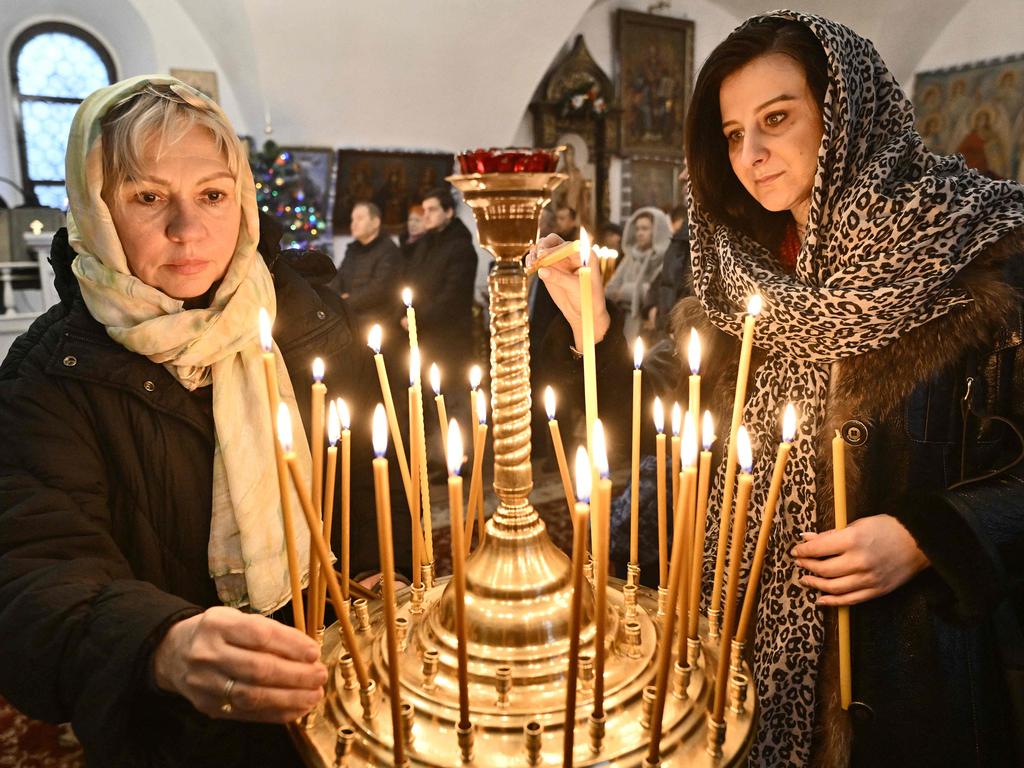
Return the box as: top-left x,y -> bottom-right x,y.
250,140 -> 333,254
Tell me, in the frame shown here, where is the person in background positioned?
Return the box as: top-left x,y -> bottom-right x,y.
554,204 -> 579,240
327,201 -> 401,336
400,203 -> 425,260
598,221 -> 623,253
605,206 -> 671,340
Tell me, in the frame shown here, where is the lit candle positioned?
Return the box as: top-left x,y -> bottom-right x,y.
412,350 -> 434,569
446,420 -> 472,731
688,329 -> 702,449
578,227 -> 598,463
469,364 -> 482,434
402,287 -> 418,349
688,410 -> 716,641
712,426 -> 754,725
430,363 -> 449,455
314,399 -> 341,633
259,309 -> 304,632
675,412 -> 698,665
563,446 -> 591,767
368,325 -> 415,514
544,386 -> 575,516
592,421 -> 612,722
338,399 -> 351,604
407,351 -> 423,589
671,402 -> 682,518
307,358 -> 326,636
277,404 -> 369,692
654,397 -> 668,589
710,295 -> 762,631
833,428 -> 852,710
630,338 -> 644,572
464,392 -> 488,554
371,404 -> 407,767
736,404 -> 796,648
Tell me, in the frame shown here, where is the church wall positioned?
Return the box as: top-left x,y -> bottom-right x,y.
916,0 -> 1024,76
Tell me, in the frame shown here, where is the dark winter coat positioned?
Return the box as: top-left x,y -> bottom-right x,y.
0,226 -> 411,767
612,230 -> 1024,767
327,232 -> 401,334
402,217 -> 478,371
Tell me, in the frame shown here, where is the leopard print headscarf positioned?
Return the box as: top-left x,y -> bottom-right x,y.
689,11 -> 1024,765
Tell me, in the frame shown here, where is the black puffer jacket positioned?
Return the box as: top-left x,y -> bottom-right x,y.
0,227 -> 411,766
327,232 -> 402,334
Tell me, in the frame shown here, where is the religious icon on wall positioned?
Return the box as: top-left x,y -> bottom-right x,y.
913,54 -> 1024,181
615,11 -> 694,158
334,150 -> 455,235
625,157 -> 682,213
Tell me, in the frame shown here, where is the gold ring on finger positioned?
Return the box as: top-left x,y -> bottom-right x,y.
221,676 -> 236,714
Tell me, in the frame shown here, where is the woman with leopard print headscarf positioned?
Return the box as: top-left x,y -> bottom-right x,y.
534,10 -> 1024,768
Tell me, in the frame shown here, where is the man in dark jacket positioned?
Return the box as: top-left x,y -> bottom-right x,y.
403,187 -> 479,429
328,201 -> 401,336
642,204 -> 691,339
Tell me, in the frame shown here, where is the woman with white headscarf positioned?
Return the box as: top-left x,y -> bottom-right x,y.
604,205 -> 672,340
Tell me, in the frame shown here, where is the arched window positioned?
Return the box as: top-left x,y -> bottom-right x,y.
10,23 -> 115,209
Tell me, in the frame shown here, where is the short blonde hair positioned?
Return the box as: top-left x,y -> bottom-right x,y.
100,83 -> 244,200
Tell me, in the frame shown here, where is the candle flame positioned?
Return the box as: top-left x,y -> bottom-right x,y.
653,397 -> 664,434
409,346 -> 420,386
544,386 -> 556,421
258,307 -> 273,353
368,324 -> 382,354
327,399 -> 341,445
312,357 -> 325,383
671,402 -> 682,437
747,294 -> 763,317
682,411 -> 698,467
276,402 -> 293,453
737,425 -> 753,473
338,398 -> 350,430
702,410 -> 715,451
372,403 -> 387,457
574,446 -> 591,503
469,365 -> 482,391
783,403 -> 797,443
579,227 -> 590,267
402,287 -> 413,308
593,419 -> 609,479
688,328 -> 701,375
476,391 -> 488,425
633,336 -> 644,369
430,363 -> 441,396
447,419 -> 463,476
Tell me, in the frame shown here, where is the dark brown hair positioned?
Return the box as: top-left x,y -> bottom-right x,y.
685,18 -> 828,248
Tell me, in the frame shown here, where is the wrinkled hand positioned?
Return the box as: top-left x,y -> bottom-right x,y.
792,515 -> 930,607
526,234 -> 610,349
153,606 -> 326,723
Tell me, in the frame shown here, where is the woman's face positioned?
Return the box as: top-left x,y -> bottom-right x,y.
106,125 -> 240,299
719,53 -> 823,227
633,216 -> 653,250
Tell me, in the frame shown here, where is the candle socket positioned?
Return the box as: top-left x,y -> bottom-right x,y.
420,561 -> 435,589
642,758 -> 661,768
315,626 -> 325,646
335,726 -> 356,767
358,680 -> 378,721
409,584 -> 426,614
708,608 -> 721,640
421,648 -> 440,691
672,661 -> 692,700
706,717 -> 726,758
622,584 -> 638,619
641,685 -> 657,729
688,637 -> 702,668
338,653 -> 359,691
353,598 -> 371,632
579,654 -> 595,690
728,673 -> 749,715
495,665 -> 513,708
400,701 -> 415,748
657,586 -> 669,618
626,562 -> 641,588
584,555 -> 595,584
302,706 -> 319,730
622,620 -> 643,659
457,721 -> 475,763
588,712 -> 606,755
395,616 -> 409,651
730,638 -> 745,677
524,721 -> 544,766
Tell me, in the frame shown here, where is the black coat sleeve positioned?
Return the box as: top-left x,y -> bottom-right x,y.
0,356 -> 200,754
413,240 -> 478,331
345,242 -> 402,318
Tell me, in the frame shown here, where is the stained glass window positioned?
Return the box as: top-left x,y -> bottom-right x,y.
11,24 -> 115,210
